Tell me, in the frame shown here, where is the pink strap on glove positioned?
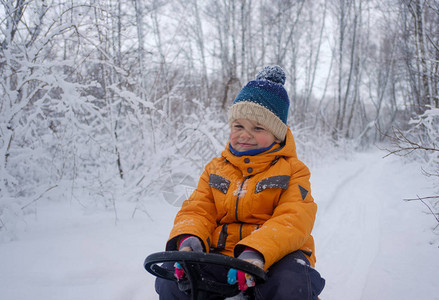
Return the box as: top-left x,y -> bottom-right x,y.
227,248 -> 264,291
227,268 -> 256,291
174,262 -> 185,280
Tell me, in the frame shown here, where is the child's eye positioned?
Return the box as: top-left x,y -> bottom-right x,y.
254,126 -> 265,131
233,124 -> 243,129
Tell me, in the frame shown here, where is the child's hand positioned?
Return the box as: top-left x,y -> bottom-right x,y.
174,235 -> 203,280
178,236 -> 203,252
237,249 -> 264,269
227,248 -> 264,291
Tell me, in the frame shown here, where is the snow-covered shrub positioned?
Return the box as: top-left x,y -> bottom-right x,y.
391,107 -> 439,176
384,107 -> 439,230
291,124 -> 357,168
145,101 -> 229,210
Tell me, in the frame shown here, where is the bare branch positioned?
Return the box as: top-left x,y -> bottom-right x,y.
377,124 -> 439,158
404,196 -> 439,201
404,195 -> 439,225
21,185 -> 58,210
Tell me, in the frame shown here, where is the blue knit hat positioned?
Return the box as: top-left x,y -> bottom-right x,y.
228,66 -> 290,140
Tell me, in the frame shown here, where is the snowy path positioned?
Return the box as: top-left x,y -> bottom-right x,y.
0,150 -> 438,299
314,157 -> 383,299
312,152 -> 439,300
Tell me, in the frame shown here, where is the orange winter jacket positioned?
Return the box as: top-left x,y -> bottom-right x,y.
166,128 -> 317,270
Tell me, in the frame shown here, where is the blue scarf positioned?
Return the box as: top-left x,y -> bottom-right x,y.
228,142 -> 277,157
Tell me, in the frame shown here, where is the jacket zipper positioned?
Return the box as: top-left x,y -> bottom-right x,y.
235,176 -> 249,221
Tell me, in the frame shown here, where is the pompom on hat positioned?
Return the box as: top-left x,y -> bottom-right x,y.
228,65 -> 290,141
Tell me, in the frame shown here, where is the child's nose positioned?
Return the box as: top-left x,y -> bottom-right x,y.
241,129 -> 253,138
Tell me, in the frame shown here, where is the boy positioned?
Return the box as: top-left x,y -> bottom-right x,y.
155,66 -> 325,299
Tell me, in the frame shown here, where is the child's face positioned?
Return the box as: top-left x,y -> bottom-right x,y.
229,118 -> 281,152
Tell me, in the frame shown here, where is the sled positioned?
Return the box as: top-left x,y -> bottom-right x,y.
144,251 -> 267,300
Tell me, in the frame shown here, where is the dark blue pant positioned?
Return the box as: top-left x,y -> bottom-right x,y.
155,251 -> 325,299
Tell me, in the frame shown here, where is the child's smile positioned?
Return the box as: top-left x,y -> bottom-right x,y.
229,118 -> 280,152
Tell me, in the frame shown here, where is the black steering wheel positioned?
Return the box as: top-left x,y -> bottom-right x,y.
144,251 -> 266,300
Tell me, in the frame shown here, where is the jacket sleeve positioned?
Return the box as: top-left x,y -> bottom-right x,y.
235,159 -> 317,270
166,165 -> 218,252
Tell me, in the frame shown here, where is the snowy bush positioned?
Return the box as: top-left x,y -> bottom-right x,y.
383,107 -> 439,230
387,107 -> 439,176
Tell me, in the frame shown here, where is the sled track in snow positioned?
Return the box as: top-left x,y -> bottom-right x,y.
319,165 -> 368,214
314,156 -> 384,300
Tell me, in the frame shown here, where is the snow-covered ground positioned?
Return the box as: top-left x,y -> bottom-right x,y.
0,150 -> 438,300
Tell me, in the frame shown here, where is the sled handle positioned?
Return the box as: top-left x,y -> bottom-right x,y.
144,251 -> 266,300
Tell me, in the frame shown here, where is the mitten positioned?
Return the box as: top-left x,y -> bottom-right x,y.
237,248 -> 264,269
227,248 -> 264,291
178,236 -> 203,252
174,236 -> 203,280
